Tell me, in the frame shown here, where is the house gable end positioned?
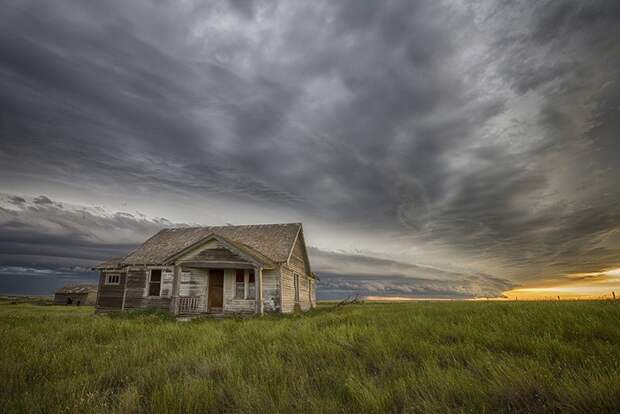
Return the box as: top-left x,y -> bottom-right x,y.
166,234 -> 264,267
286,227 -> 312,276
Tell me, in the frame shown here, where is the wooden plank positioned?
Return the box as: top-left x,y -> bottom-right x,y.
96,271 -> 126,309
169,265 -> 181,314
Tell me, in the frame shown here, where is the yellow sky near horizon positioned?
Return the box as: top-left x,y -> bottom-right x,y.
502,268 -> 620,300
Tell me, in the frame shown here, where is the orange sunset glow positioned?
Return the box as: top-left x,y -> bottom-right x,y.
503,268 -> 620,300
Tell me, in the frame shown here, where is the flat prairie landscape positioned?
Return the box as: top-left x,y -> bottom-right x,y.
1,300 -> 619,413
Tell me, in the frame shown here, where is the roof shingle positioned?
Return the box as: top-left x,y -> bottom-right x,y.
119,223 -> 301,265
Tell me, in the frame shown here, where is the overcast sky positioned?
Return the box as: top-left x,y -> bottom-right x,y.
1,0 -> 619,299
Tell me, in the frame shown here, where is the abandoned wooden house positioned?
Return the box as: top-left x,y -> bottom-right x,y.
54,285 -> 97,305
94,223 -> 317,316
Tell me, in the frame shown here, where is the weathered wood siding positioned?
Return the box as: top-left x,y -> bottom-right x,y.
280,232 -> 315,313
191,248 -> 246,262
280,266 -> 313,312
280,266 -> 295,313
181,268 -> 208,311
96,271 -> 125,311
123,268 -> 148,310
262,268 -> 280,312
119,267 -> 174,311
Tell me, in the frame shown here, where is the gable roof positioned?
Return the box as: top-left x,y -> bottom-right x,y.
163,232 -> 276,268
119,223 -> 302,266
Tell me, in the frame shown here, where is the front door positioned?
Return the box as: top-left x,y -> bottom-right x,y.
208,269 -> 224,312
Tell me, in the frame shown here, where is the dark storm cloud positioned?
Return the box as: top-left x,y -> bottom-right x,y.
399,1 -> 620,280
310,247 -> 515,299
1,0 -> 619,296
0,194 -> 175,269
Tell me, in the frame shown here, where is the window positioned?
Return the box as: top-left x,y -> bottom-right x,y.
105,274 -> 120,285
235,270 -> 245,299
308,278 -> 312,301
234,269 -> 256,299
248,270 -> 255,299
294,273 -> 300,302
148,269 -> 162,296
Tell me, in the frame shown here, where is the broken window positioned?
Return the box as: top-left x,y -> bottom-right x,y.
235,270 -> 245,299
248,270 -> 255,299
149,269 -> 162,296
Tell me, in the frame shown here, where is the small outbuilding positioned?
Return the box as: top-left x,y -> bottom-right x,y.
54,285 -> 98,306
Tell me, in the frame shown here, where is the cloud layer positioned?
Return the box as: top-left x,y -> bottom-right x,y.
1,1 -> 619,297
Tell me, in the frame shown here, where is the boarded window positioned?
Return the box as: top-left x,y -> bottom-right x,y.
235,270 -> 245,299
149,269 -> 162,296
248,270 -> 255,299
105,274 -> 120,285
294,273 -> 300,302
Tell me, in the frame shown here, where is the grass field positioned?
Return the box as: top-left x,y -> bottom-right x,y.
1,300 -> 619,413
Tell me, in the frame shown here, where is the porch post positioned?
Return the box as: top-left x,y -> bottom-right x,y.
169,264 -> 181,315
255,266 -> 264,316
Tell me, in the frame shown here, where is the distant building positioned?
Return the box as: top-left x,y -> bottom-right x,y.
54,285 -> 98,306
94,223 -> 317,316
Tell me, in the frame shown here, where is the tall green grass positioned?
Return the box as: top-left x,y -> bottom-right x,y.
1,301 -> 619,413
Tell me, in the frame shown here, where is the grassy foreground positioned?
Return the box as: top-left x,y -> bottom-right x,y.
1,301 -> 619,413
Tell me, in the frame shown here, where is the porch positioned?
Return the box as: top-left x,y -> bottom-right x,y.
161,232 -> 276,316
168,265 -> 264,316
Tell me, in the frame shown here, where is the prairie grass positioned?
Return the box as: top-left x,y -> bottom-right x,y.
1,300 -> 619,413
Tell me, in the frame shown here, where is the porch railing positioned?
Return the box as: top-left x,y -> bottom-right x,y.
178,296 -> 202,314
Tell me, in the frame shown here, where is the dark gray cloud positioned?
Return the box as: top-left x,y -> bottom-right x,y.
1,0 -> 619,297
310,247 -> 516,299
0,194 -> 173,268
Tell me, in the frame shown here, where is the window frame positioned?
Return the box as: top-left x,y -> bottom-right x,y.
247,269 -> 255,300
233,269 -> 256,300
104,273 -> 120,285
235,269 -> 245,299
147,268 -> 163,297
